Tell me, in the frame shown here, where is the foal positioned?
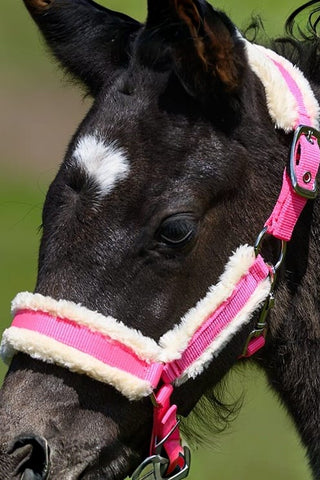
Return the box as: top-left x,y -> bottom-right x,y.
1,1 -> 320,479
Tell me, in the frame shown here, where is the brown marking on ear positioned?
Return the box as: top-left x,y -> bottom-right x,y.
24,0 -> 54,13
173,0 -> 208,67
174,0 -> 201,32
203,20 -> 241,91
172,0 -> 241,92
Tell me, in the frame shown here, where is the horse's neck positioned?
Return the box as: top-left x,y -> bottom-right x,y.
259,197 -> 320,478
245,42 -> 320,477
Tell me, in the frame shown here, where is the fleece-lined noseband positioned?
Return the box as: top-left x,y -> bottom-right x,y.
1,40 -> 320,480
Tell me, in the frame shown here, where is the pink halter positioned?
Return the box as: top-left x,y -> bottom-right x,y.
1,47 -> 320,480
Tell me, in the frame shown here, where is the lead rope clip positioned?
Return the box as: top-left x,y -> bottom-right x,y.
131,445 -> 191,480
132,385 -> 191,480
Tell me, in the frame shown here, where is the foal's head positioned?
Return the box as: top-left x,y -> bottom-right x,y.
0,0 -> 290,478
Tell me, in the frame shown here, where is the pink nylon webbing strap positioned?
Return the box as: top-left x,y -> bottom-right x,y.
150,385 -> 185,474
162,255 -> 270,383
271,59 -> 311,127
243,334 -> 266,357
264,59 -> 320,241
12,310 -> 163,388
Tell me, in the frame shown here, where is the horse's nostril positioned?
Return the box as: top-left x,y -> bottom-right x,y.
9,435 -> 50,480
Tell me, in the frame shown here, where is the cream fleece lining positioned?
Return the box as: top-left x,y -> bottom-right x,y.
11,292 -> 161,362
175,276 -> 271,385
244,40 -> 320,131
1,246 -> 271,399
1,328 -> 152,400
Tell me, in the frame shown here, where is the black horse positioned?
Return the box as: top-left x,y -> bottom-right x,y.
1,0 -> 320,479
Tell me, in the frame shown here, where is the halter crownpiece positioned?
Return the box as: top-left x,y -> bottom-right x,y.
1,40 -> 320,480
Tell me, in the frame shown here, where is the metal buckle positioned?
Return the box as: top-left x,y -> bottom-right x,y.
289,124 -> 320,199
131,447 -> 191,480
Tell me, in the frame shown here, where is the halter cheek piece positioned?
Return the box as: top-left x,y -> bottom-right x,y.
1,41 -> 320,480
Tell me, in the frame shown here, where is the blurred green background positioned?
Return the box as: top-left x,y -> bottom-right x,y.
0,0 -> 312,479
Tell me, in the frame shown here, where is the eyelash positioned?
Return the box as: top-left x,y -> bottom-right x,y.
156,214 -> 198,248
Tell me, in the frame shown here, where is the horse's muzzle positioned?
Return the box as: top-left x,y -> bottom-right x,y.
8,435 -> 50,480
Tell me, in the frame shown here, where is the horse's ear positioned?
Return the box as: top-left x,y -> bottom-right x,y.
23,0 -> 141,96
175,1 -> 245,89
147,0 -> 246,119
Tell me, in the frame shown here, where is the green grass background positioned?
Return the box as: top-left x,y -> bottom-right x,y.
0,0 -> 312,478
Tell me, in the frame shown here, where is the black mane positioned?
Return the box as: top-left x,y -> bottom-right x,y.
272,0 -> 320,83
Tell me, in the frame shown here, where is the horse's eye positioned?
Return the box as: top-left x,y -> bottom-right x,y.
156,214 -> 197,248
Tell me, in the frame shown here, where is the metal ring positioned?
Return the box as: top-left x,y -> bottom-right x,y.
273,240 -> 287,272
254,227 -> 287,273
254,226 -> 268,256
